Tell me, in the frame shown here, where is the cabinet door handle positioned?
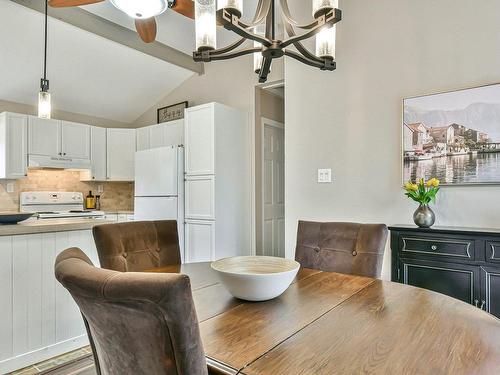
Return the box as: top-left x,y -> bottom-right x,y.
431,245 -> 438,251
474,299 -> 479,308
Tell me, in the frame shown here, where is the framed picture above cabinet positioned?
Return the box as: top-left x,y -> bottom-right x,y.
157,101 -> 188,123
403,83 -> 500,186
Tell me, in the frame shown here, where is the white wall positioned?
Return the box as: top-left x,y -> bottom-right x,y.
285,0 -> 500,279
133,55 -> 284,127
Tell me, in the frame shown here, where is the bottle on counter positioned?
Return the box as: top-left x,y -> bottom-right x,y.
85,191 -> 96,210
95,195 -> 101,211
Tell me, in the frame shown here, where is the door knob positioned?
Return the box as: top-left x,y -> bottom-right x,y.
431,245 -> 438,251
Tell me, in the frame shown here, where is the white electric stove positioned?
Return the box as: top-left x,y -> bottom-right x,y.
20,192 -> 104,219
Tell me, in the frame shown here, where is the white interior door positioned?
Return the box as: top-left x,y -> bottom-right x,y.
262,119 -> 285,258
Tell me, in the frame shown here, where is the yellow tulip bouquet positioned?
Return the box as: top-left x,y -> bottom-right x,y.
404,178 -> 440,205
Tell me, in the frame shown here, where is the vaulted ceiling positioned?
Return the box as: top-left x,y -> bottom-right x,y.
0,0 -> 290,124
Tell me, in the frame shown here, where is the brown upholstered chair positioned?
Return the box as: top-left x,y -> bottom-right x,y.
93,220 -> 181,272
54,247 -> 208,375
295,221 -> 388,278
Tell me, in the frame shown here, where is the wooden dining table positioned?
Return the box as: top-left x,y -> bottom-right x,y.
147,262 -> 500,375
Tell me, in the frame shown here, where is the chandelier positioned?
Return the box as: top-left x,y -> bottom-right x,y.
193,0 -> 342,83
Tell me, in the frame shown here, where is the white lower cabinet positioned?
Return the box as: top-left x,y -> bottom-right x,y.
185,220 -> 215,263
0,230 -> 99,374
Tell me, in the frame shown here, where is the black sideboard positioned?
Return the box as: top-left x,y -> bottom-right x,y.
389,225 -> 500,319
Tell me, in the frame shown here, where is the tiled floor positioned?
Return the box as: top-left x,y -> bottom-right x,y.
10,347 -> 96,375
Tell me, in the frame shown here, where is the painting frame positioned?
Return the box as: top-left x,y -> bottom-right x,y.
402,82 -> 500,187
157,101 -> 188,124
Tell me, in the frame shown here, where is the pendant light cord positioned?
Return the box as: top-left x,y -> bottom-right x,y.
43,0 -> 48,81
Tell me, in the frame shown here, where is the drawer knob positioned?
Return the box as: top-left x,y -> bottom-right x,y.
431,245 -> 438,251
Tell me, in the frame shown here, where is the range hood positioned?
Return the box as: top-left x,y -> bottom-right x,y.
28,154 -> 91,170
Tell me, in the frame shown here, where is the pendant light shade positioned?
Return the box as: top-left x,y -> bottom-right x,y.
218,0 -> 243,15
312,0 -> 338,18
316,25 -> 336,59
110,0 -> 169,19
195,0 -> 217,51
38,91 -> 52,120
38,0 -> 52,119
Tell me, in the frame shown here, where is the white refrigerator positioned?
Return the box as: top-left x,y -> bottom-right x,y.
134,146 -> 185,261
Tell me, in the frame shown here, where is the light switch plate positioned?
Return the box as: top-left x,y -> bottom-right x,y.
6,182 -> 14,193
97,185 -> 104,194
318,169 -> 332,183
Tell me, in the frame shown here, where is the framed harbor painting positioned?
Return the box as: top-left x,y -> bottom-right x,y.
403,83 -> 500,185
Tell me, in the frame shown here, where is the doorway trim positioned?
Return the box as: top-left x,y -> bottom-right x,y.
261,117 -> 285,257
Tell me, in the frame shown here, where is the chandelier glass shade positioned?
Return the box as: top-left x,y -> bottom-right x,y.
110,0 -> 169,19
193,0 -> 342,83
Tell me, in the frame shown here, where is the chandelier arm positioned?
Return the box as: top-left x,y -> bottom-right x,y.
206,47 -> 262,61
278,0 -> 318,30
250,0 -> 272,26
285,50 -> 335,70
280,10 -> 341,49
220,10 -> 273,47
283,23 -> 324,64
208,37 -> 247,56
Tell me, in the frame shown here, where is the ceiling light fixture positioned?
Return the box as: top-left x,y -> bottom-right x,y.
109,0 -> 170,19
193,0 -> 342,83
38,0 -> 51,119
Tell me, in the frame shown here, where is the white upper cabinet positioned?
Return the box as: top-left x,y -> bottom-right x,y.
28,116 -> 61,157
106,128 -> 136,181
61,121 -> 90,160
149,124 -> 166,149
28,117 -> 91,169
136,120 -> 184,151
0,112 -> 28,179
81,126 -> 107,181
185,104 -> 215,175
136,127 -> 150,151
162,119 -> 184,146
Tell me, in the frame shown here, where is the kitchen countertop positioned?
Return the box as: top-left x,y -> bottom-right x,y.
0,218 -> 119,236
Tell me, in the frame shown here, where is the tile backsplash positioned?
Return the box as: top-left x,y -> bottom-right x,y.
0,169 -> 134,212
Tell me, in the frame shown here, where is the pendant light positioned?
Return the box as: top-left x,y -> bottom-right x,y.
38,0 -> 51,119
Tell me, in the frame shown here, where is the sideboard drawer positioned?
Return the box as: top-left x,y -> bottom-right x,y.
400,235 -> 474,260
485,242 -> 500,264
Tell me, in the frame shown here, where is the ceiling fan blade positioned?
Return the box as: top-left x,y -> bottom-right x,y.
135,18 -> 157,43
171,0 -> 194,19
48,0 -> 104,7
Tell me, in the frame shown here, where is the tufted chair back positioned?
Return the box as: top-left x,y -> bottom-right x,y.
54,247 -> 208,375
295,221 -> 388,278
93,220 -> 181,272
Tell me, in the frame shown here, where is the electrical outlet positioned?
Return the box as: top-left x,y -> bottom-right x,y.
6,182 -> 14,193
318,169 -> 332,183
97,185 -> 104,194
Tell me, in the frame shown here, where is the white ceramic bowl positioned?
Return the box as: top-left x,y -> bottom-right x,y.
211,256 -> 300,302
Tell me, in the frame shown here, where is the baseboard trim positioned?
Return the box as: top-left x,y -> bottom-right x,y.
0,335 -> 89,374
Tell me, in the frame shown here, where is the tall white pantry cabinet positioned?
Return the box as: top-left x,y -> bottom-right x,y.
184,103 -> 251,263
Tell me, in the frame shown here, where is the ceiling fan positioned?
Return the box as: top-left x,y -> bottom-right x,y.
48,0 -> 195,43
